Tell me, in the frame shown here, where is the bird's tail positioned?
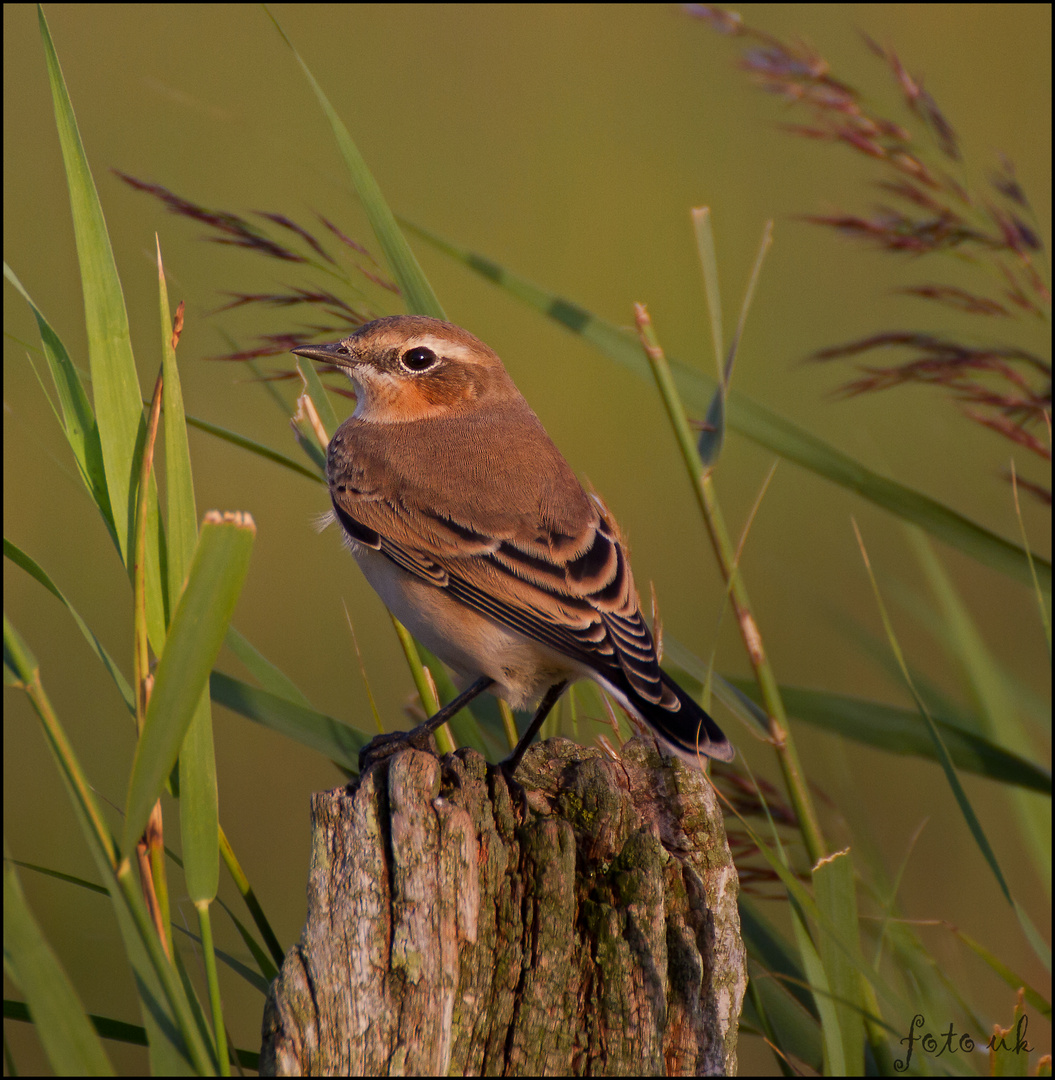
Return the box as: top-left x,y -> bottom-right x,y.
598,669 -> 734,766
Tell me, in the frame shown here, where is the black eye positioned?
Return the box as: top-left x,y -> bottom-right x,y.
401,346 -> 438,372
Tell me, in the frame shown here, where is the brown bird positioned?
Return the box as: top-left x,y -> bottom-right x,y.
293,316 -> 733,773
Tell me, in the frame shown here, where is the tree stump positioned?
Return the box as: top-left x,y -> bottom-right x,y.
260,736 -> 746,1075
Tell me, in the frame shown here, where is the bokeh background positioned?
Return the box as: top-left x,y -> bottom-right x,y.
5,4 -> 1050,1073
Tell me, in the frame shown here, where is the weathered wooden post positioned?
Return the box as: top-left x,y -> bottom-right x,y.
261,737 -> 745,1075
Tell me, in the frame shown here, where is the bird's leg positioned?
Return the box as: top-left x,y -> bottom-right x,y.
358,675 -> 495,772
500,680 -> 568,777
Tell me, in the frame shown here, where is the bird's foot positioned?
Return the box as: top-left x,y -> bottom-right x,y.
357,725 -> 439,773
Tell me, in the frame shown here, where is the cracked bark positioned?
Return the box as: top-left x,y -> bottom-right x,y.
260,736 -> 745,1075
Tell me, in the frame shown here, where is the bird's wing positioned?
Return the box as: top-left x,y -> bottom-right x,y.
329,486 -> 677,709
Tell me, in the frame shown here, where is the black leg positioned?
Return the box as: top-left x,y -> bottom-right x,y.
358,675 -> 495,772
501,680 -> 568,777
419,675 -> 495,736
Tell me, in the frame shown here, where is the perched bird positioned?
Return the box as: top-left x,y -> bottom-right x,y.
292,316 -> 733,773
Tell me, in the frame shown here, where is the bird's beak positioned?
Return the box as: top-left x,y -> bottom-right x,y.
291,341 -> 357,373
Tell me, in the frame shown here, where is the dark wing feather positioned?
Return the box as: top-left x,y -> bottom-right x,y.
332,482 -> 679,706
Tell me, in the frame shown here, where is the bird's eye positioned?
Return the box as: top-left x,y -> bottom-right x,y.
400,346 -> 438,372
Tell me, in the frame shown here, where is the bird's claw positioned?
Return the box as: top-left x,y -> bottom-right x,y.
357,726 -> 439,773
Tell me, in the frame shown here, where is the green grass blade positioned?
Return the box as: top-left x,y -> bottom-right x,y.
5,859 -> 108,897
4,854 -> 113,1076
813,851 -> 865,1076
1011,464 -> 1051,657
665,637 -> 1050,792
906,526 -> 1051,877
153,249 -> 222,912
205,898 -> 278,988
748,681 -> 1049,794
269,12 -> 444,319
4,539 -> 135,715
158,257 -> 196,600
5,613 -> 210,1073
416,642 -> 496,757
224,626 -> 314,708
408,223 -> 1049,593
4,265 -> 116,546
209,672 -> 365,769
3,996 -> 266,1068
183,413 -> 326,484
727,219 -> 773,386
738,900 -> 817,1020
697,217 -> 774,467
194,904 -> 228,1076
951,927 -> 1051,1016
3,999 -> 148,1051
216,827 -> 285,972
692,207 -> 725,375
123,512 -> 255,853
388,615 -> 455,755
38,7 -> 168,645
290,361 -> 331,472
180,687 -> 219,906
740,974 -> 822,1073
297,357 -> 340,442
854,522 -> 1016,909
789,901 -> 841,1074
730,790 -> 902,1020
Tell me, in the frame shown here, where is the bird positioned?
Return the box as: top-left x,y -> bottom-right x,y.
292,315 -> 733,774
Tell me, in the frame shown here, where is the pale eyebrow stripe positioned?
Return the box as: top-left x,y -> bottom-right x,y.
412,335 -> 484,364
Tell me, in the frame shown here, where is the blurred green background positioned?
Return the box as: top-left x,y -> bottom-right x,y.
4,4 -> 1050,1073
